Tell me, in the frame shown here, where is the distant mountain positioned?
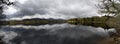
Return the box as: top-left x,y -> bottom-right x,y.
0,18 -> 66,25
23,18 -> 65,21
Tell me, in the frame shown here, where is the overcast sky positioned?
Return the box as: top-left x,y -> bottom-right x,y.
4,0 -> 100,20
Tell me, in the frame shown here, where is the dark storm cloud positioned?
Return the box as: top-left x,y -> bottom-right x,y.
4,0 -> 99,20
8,0 -> 53,17
12,8 -> 47,17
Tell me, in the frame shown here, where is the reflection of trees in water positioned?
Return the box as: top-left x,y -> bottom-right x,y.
1,25 -> 108,44
0,25 -> 4,44
0,25 -> 4,43
111,29 -> 120,44
0,23 -> 119,44
102,28 -> 120,44
10,29 -> 105,44
69,22 -> 112,29
69,22 -> 120,44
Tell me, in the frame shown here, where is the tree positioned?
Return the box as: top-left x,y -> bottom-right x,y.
98,0 -> 120,17
0,0 -> 14,19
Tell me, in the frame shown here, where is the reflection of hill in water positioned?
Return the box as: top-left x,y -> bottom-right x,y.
0,23 -> 116,44
1,22 -> 114,29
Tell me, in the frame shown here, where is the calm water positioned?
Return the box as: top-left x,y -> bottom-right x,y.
0,23 -> 116,44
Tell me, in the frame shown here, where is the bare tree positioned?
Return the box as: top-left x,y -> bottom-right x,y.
98,0 -> 120,17
0,0 -> 14,19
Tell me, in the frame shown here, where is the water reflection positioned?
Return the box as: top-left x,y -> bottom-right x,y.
0,23 -> 116,44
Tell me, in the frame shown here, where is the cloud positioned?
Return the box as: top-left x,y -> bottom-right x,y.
4,0 -> 100,20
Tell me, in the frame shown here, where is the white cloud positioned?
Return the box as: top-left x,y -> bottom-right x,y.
9,0 -> 16,2
17,0 -> 28,4
3,6 -> 18,15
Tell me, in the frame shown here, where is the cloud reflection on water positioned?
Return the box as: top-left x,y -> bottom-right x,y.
0,23 -> 116,44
